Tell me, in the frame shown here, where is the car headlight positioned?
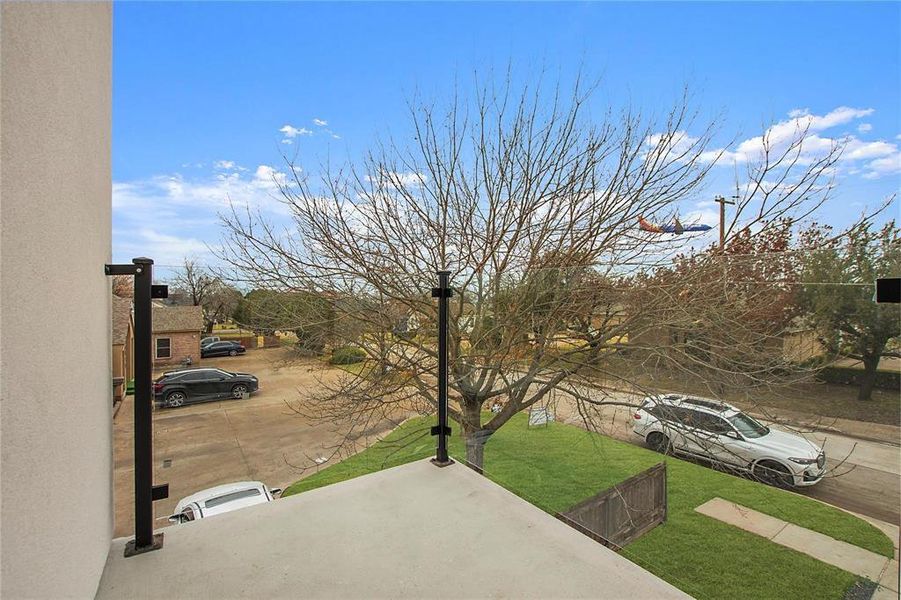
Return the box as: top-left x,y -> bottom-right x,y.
788,457 -> 818,465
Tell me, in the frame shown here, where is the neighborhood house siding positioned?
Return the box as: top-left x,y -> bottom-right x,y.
152,305 -> 203,366
111,296 -> 135,400
153,332 -> 201,366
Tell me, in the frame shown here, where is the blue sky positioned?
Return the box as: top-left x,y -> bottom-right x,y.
113,2 -> 901,269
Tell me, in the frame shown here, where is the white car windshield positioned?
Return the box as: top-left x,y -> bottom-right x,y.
728,413 -> 769,438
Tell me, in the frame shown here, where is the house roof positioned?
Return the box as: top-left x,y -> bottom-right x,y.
152,304 -> 203,333
111,296 -> 133,345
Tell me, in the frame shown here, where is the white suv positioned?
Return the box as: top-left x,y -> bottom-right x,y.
633,394 -> 826,488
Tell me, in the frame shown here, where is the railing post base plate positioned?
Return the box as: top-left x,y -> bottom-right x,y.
124,533 -> 164,558
430,458 -> 455,468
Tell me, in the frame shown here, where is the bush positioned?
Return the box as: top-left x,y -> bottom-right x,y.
329,345 -> 366,365
816,366 -> 900,390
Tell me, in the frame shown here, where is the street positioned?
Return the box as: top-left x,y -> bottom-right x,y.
555,398 -> 901,526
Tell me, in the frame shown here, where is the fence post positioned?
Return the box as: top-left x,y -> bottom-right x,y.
431,270 -> 454,467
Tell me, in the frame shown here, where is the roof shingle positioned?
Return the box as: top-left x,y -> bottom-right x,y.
112,296 -> 133,345
152,305 -> 204,333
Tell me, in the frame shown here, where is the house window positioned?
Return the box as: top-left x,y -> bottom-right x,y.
155,337 -> 171,359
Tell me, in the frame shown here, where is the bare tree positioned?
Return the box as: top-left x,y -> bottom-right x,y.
171,257 -> 241,333
111,275 -> 133,298
218,75 -> 846,469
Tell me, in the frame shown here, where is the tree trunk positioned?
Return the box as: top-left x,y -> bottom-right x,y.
461,399 -> 491,471
857,355 -> 881,401
464,430 -> 491,472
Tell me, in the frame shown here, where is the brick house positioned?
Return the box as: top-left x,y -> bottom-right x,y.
152,304 -> 203,367
111,295 -> 134,402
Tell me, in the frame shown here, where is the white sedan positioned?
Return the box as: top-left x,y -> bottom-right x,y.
168,481 -> 282,524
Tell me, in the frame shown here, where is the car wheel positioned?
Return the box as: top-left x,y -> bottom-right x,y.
231,384 -> 249,399
229,349 -> 237,356
646,432 -> 672,454
166,391 -> 187,408
753,460 -> 793,488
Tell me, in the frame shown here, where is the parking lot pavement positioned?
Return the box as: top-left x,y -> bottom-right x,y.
113,347 -> 406,537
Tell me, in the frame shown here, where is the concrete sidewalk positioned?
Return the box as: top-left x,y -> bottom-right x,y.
696,498 -> 898,597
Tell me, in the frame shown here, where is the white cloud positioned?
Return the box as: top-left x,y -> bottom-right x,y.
862,154 -> 901,179
313,118 -> 328,127
719,106 -> 875,165
214,160 -> 236,170
643,130 -> 701,163
365,170 -> 427,188
281,139 -> 293,145
279,124 -> 312,138
693,106 -> 901,179
841,139 -> 897,161
112,165 -> 294,264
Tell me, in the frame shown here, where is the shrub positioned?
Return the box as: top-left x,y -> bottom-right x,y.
815,366 -> 900,390
330,345 -> 366,365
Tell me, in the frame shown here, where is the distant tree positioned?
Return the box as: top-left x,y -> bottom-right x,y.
202,281 -> 243,333
171,257 -> 242,333
233,289 -> 336,355
799,219 -> 901,400
111,275 -> 133,298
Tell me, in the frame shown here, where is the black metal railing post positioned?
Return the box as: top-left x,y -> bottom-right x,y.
431,270 -> 454,466
106,257 -> 168,556
131,257 -> 157,552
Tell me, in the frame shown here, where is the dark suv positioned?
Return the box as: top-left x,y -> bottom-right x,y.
153,368 -> 259,408
201,340 -> 246,358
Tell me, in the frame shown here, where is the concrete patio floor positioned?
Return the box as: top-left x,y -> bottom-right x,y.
97,459 -> 690,599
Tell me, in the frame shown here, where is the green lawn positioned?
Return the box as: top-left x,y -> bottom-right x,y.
283,414 -> 893,600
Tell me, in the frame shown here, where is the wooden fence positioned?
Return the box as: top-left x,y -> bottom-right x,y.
556,462 -> 667,550
217,334 -> 281,349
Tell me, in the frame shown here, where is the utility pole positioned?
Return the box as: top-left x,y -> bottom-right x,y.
714,195 -> 737,251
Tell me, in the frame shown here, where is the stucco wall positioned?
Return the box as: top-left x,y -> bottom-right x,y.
1,3 -> 113,598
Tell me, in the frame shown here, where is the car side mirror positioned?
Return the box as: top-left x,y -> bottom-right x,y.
270,488 -> 282,498
724,431 -> 741,440
168,514 -> 181,523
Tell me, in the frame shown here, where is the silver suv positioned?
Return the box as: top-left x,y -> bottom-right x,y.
633,394 -> 826,488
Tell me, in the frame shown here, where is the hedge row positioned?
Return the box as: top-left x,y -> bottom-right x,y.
815,366 -> 900,390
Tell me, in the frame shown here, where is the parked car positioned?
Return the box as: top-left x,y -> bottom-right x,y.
168,481 -> 281,524
201,340 -> 246,358
633,394 -> 825,488
200,336 -> 220,348
153,367 -> 259,408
